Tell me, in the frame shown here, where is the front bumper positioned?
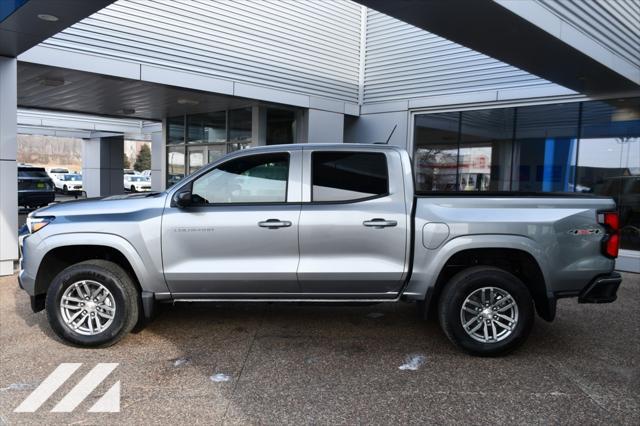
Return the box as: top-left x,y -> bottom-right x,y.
578,273 -> 622,303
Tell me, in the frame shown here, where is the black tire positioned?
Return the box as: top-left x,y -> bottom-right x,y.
130,185 -> 136,193
438,266 -> 534,356
63,185 -> 68,195
45,260 -> 139,347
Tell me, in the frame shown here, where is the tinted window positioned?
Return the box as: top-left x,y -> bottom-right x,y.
312,152 -> 388,202
18,168 -> 49,178
192,153 -> 289,204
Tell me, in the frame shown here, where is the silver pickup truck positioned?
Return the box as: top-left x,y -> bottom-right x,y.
19,144 -> 622,356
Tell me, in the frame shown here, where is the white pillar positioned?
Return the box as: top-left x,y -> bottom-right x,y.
150,129 -> 165,191
0,57 -> 18,276
82,135 -> 124,197
305,109 -> 344,143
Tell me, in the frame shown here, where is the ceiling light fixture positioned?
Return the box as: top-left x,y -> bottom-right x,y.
177,98 -> 199,105
37,14 -> 59,22
39,78 -> 65,87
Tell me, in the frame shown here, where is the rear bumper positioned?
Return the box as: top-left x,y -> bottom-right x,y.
578,273 -> 622,303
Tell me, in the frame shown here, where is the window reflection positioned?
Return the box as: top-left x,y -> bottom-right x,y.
512,103 -> 579,192
229,108 -> 252,143
579,98 -> 640,250
412,97 -> 640,251
187,111 -> 226,143
460,109 -> 514,191
414,112 -> 459,192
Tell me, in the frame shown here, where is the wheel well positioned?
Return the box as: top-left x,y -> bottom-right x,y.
34,245 -> 141,296
427,248 -> 554,321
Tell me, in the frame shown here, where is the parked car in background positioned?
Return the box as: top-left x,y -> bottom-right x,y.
124,174 -> 151,192
47,168 -> 69,182
18,165 -> 55,208
141,170 -> 151,177
54,173 -> 83,196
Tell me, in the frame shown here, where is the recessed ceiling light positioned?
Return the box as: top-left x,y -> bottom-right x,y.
37,14 -> 59,22
177,98 -> 199,105
39,78 -> 65,87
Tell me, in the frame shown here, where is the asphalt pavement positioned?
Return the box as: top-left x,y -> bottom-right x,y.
0,273 -> 638,425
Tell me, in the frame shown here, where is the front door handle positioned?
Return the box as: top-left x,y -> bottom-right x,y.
258,219 -> 292,229
363,218 -> 398,228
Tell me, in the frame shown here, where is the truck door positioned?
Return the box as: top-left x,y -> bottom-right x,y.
162,150 -> 302,297
297,149 -> 410,297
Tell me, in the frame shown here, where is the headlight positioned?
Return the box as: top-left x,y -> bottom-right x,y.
26,216 -> 55,233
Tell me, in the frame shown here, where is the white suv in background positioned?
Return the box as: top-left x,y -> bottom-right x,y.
124,174 -> 151,192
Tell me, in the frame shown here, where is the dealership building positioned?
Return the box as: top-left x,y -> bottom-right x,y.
1,0 -> 639,275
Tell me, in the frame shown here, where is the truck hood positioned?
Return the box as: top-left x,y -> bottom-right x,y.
33,191 -> 167,218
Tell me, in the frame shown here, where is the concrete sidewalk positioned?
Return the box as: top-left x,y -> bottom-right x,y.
1,273 -> 638,425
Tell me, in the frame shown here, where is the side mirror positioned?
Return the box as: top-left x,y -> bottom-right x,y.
174,190 -> 192,208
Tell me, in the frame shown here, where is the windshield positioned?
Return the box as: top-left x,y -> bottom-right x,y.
63,174 -> 82,181
18,169 -> 49,178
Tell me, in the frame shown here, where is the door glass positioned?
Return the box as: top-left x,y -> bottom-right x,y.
192,153 -> 289,204
312,152 -> 388,202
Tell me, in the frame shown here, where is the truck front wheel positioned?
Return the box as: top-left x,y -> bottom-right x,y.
45,260 -> 140,347
438,266 -> 534,356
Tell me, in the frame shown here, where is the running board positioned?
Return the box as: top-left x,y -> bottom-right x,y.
171,297 -> 402,303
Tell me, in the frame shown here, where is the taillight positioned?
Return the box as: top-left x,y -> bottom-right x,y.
599,211 -> 620,258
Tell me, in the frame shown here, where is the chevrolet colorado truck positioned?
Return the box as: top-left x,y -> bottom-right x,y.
18,144 -> 622,356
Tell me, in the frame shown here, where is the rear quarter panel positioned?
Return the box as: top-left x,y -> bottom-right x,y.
405,196 -> 617,300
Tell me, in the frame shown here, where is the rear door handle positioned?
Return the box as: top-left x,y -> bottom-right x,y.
258,219 -> 292,229
363,218 -> 398,228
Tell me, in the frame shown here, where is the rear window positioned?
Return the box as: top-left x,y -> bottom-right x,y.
18,168 -> 49,178
311,151 -> 388,202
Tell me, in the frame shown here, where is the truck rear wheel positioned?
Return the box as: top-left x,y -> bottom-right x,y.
438,266 -> 534,356
45,260 -> 139,347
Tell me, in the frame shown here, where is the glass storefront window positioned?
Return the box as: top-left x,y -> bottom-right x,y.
414,112 -> 460,192
266,108 -> 296,145
412,97 -> 640,252
187,147 -> 206,174
460,109 -> 514,191
229,108 -> 252,143
187,111 -> 226,143
512,103 -> 579,192
578,98 -> 640,251
167,145 -> 185,186
168,116 -> 185,144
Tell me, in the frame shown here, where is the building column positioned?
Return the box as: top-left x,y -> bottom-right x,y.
82,135 -> 124,197
150,127 -> 165,191
251,105 -> 267,146
0,57 -> 18,276
303,109 -> 344,143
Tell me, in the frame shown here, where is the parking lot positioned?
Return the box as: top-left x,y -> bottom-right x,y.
0,272 -> 638,424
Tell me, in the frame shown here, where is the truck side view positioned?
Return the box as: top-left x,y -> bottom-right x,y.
18,144 -> 622,356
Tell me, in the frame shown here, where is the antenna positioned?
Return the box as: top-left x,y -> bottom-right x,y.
373,124 -> 397,145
